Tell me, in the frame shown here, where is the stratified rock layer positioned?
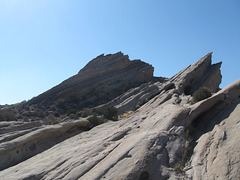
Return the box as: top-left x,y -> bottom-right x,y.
0,53 -> 239,180
186,80 -> 240,180
29,52 -> 154,109
0,119 -> 90,170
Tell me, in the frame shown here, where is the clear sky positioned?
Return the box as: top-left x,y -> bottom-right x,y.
0,0 -> 239,105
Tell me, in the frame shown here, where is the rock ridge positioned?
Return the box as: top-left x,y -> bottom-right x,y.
5,52 -> 155,122
29,52 -> 154,108
0,52 -> 239,180
170,52 -> 221,95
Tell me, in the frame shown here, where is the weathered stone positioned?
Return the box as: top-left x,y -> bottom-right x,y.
170,52 -> 222,95
0,119 -> 90,170
29,52 -> 154,109
4,52 -> 155,122
0,53 -> 239,180
186,80 -> 240,180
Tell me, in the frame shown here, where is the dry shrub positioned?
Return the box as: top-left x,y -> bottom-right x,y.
87,114 -> 107,126
120,111 -> 134,119
191,87 -> 212,104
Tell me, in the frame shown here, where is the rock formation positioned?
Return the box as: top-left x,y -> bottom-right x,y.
28,52 -> 155,109
0,119 -> 90,170
0,52 -> 239,180
0,52 -> 155,123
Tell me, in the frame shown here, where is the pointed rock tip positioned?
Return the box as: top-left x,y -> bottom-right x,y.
192,52 -> 213,68
203,52 -> 213,59
207,52 -> 213,57
200,52 -> 213,59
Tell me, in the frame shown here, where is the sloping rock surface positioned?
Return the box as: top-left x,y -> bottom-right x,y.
5,52 -> 155,123
186,80 -> 240,180
0,53 -> 239,180
28,52 -> 154,109
170,52 -> 222,94
0,119 -> 90,170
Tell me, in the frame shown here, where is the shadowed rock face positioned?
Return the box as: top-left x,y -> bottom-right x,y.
0,52 -> 239,180
28,52 -> 154,109
170,52 -> 222,95
94,52 -> 222,115
0,52 -> 155,122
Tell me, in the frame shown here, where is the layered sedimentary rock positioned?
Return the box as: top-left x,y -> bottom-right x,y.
0,53 -> 239,180
186,80 -> 240,180
29,52 -> 154,109
95,52 -> 221,115
4,52 -> 155,122
0,119 -> 90,170
170,52 -> 222,94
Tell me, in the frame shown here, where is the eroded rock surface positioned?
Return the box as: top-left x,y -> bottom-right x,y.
0,53 -> 239,180
186,80 -> 240,180
0,52 -> 155,123
29,52 -> 154,109
0,119 -> 90,170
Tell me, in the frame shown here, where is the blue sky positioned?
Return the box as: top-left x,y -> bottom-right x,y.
0,0 -> 239,105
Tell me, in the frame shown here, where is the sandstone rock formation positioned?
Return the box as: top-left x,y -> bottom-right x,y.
0,52 -> 239,180
0,52 -> 155,123
186,80 -> 240,180
29,52 -> 154,109
0,119 -> 90,170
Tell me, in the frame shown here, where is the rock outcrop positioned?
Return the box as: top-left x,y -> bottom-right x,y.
29,52 -> 154,109
0,119 -> 90,170
186,80 -> 240,180
94,52 -> 221,115
2,52 -> 155,123
0,52 -> 239,180
170,52 -> 222,95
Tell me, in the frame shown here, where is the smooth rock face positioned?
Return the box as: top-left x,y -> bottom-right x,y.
186,80 -> 240,180
0,119 -> 90,170
188,103 -> 240,180
0,53 -> 239,180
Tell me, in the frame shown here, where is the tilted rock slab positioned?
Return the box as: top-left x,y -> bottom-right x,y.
0,119 -> 90,170
0,53 -> 239,180
28,52 -> 154,109
186,80 -> 240,180
14,52 -> 154,122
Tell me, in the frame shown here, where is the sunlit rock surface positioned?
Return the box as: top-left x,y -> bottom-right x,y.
1,53 -> 239,180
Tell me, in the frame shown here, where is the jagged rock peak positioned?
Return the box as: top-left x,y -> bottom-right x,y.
191,52 -> 213,67
171,52 -> 222,95
79,51 -> 135,73
27,52 -> 154,113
